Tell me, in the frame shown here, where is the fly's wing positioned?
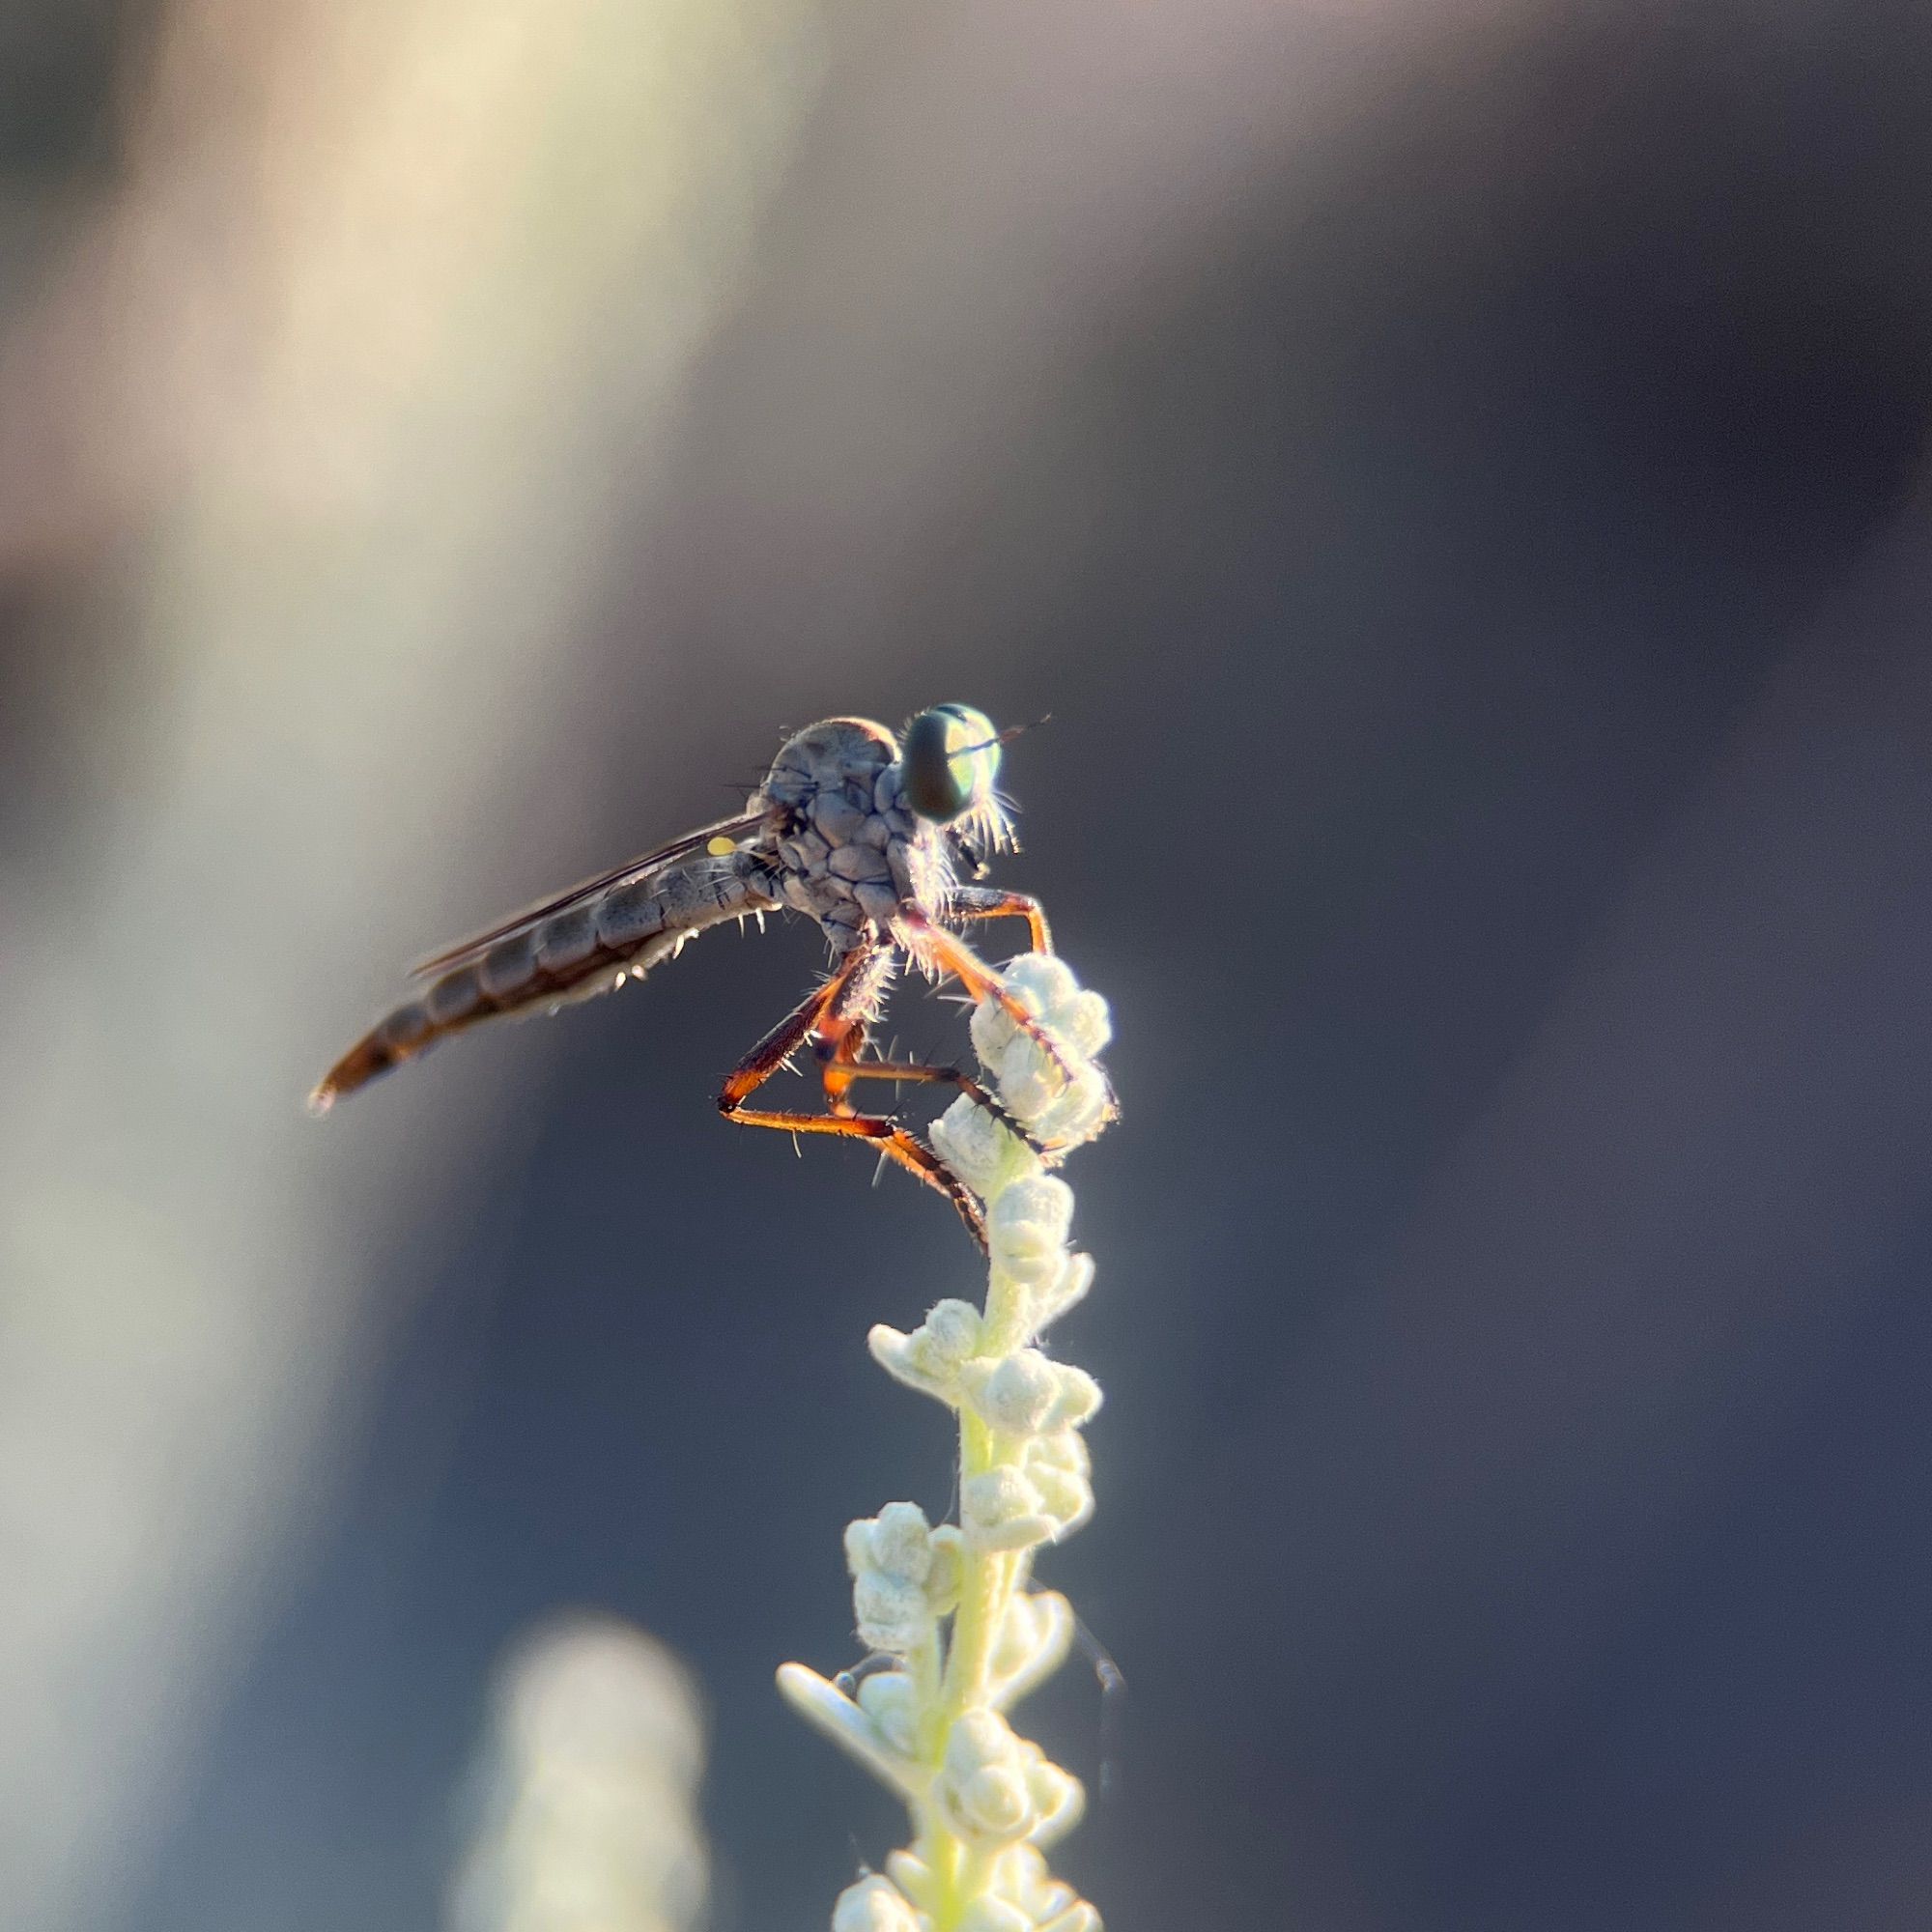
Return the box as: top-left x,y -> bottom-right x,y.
410,809 -> 765,978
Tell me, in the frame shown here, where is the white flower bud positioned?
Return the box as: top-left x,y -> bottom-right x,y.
1000,953 -> 1081,1018
1037,1905 -> 1102,1932
1027,1472 -> 1091,1535
856,1670 -> 920,1756
1030,1062 -> 1112,1149
868,1300 -> 984,1405
867,1502 -> 934,1583
968,1350 -> 1062,1435
983,1846 -> 1102,1932
978,958 -> 1112,1105
988,1843 -> 1059,1915
988,1178 -> 1075,1287
930,1094 -> 1041,1197
966,957 -> 1113,1136
1063,989 -> 1112,1059
846,1504 -> 941,1652
1023,1758 -> 1086,1849
1048,1365 -> 1103,1429
956,1898 -> 1031,1932
841,1519 -> 871,1574
960,1468 -> 1055,1551
990,1176 -> 1074,1245
776,1663 -> 922,1802
990,1592 -> 1050,1681
969,994 -> 1018,1068
923,1298 -> 983,1359
936,1712 -> 1033,1845
1024,1428 -> 1089,1486
995,1033 -> 1061,1122
1023,1432 -> 1094,1539
992,1244 -> 1065,1295
1032,1252 -> 1094,1330
988,1590 -> 1075,1707
833,1874 -> 924,1932
958,1354 -> 1100,1442
956,1765 -> 1032,1839
852,1575 -> 929,1655
960,1466 -> 1037,1529
980,1517 -> 1057,1554
884,1850 -> 933,1910
867,1325 -> 953,1404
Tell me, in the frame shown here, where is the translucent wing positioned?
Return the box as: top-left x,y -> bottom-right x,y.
410,809 -> 766,978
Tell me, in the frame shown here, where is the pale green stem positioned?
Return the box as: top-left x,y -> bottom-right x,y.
923,1258 -> 1041,1931
923,1406 -> 999,1932
800,953 -> 1112,1932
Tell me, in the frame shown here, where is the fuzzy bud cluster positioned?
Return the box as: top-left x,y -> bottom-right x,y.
781,954 -> 1115,1932
844,1503 -> 964,1655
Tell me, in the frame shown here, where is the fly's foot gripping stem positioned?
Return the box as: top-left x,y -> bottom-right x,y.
895,912 -> 1088,1096
716,931 -> 1105,1250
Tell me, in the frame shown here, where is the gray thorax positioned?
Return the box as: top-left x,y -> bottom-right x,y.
754,717 -> 946,952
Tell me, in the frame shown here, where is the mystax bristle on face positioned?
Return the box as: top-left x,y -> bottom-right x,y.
902,704 -> 1001,823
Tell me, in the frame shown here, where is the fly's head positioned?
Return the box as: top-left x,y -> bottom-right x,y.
898,703 -> 1014,880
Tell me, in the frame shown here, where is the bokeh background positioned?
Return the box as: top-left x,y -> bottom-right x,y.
4,4 -> 1932,1929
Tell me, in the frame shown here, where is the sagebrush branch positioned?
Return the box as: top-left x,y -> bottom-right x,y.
780,953 -> 1115,1932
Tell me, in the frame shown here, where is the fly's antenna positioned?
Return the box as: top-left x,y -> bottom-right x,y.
954,713 -> 1053,759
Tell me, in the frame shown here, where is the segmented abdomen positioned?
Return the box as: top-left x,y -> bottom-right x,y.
310,855 -> 779,1110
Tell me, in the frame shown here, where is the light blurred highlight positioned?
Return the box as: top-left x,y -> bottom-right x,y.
0,3 -> 825,1927
448,1616 -> 707,1932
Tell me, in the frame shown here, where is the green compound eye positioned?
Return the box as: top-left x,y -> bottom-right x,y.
901,704 -> 1001,823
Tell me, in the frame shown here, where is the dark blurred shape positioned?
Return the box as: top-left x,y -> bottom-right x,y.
0,0 -> 129,175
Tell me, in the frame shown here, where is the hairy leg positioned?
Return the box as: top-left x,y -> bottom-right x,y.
895,909 -> 1080,1089
947,886 -> 1053,954
718,938 -> 988,1247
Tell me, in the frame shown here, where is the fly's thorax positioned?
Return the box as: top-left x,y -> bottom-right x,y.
761,716 -> 897,810
757,718 -> 958,945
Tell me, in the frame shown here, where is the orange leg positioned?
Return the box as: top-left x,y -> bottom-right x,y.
828,1057 -> 1046,1154
718,941 -> 989,1248
894,909 -> 1080,1087
949,887 -> 1053,954
720,1106 -> 987,1248
718,946 -> 870,1113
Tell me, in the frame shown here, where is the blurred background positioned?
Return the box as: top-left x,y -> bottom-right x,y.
3,3 -> 1931,1928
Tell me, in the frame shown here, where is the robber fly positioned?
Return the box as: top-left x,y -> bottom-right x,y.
311,706 -> 1081,1247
